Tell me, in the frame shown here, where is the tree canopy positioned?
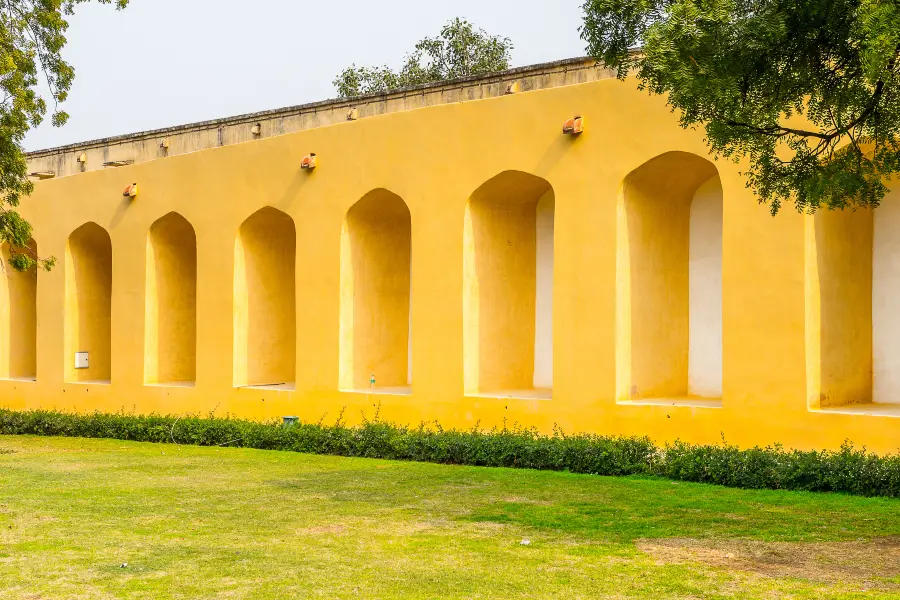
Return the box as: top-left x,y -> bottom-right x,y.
333,18 -> 513,99
581,0 -> 900,214
1,0 -> 127,272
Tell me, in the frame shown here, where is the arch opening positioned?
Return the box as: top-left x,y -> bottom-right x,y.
616,151 -> 723,405
807,183 -> 900,415
233,207 -> 296,389
65,223 -> 112,384
463,170 -> 554,399
0,240 -> 37,381
145,213 -> 197,386
339,189 -> 412,394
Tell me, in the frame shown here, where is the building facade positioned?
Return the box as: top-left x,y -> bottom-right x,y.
6,59 -> 899,453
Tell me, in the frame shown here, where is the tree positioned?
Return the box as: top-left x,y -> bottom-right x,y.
581,0 -> 900,214
333,18 -> 513,99
1,0 -> 127,272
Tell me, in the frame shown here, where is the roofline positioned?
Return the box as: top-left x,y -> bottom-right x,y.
26,56 -> 598,157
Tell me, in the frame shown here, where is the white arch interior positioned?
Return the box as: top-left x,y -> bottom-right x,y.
873,185 -> 900,404
533,193 -> 555,390
688,176 -> 723,398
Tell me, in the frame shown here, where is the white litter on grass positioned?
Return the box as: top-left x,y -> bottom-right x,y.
520,539 -> 531,546
120,563 -> 128,568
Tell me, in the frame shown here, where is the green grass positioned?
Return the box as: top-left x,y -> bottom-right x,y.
1,436 -> 899,599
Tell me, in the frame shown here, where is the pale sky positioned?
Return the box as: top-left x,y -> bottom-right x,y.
24,0 -> 587,151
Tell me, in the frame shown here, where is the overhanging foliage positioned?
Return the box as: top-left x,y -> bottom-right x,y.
581,0 -> 900,213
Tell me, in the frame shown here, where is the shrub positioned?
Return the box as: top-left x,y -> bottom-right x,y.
0,409 -> 898,498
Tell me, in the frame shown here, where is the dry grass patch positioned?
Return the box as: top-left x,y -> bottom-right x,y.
638,536 -> 900,588
501,496 -> 554,505
296,524 -> 348,535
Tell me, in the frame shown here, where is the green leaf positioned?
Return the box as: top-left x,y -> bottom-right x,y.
333,18 -> 512,99
0,0 -> 128,271
581,0 -> 900,213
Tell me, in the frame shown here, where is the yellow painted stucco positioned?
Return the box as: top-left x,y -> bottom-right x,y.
4,69 -> 898,453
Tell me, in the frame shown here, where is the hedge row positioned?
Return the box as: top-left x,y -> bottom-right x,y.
1,408 -> 899,498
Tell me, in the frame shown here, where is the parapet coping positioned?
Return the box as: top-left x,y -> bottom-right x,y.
26,56 -> 599,158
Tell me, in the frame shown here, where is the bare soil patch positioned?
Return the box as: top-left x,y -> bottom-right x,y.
638,536 -> 900,588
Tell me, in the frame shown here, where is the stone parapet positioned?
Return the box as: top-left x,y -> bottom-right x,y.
26,57 -> 607,179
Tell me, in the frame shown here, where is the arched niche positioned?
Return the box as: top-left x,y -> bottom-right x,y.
0,239 -> 37,381
233,207 -> 296,388
65,222 -> 112,383
339,189 -> 412,393
616,151 -> 723,403
145,212 -> 197,386
463,170 -> 555,398
808,182 -> 900,413
806,205 -> 872,409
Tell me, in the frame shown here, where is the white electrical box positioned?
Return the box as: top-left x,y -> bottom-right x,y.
75,352 -> 89,369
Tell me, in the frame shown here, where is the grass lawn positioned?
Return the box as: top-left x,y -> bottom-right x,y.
1,436 -> 899,599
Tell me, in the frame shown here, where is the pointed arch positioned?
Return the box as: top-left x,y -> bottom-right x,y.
145,212 -> 197,385
0,239 -> 37,380
339,189 -> 412,393
234,207 -> 296,388
463,170 -> 555,397
65,222 -> 112,383
616,151 -> 722,402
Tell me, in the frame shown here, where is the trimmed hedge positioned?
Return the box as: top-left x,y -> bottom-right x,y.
1,408 -> 899,498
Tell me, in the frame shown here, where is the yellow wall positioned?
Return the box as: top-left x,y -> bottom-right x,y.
340,189 -> 411,390
5,74 -> 898,454
0,241 -> 37,380
145,212 -> 197,385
